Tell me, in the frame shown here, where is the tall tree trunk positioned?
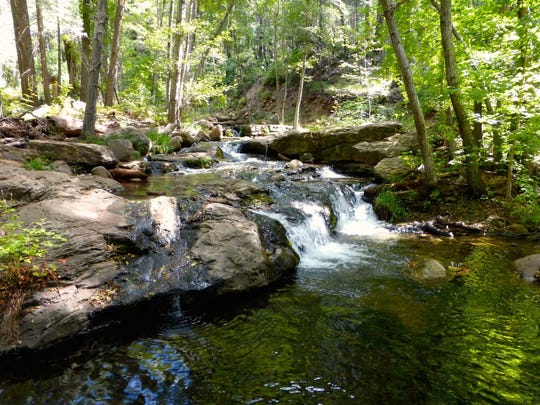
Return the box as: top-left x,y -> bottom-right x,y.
80,0 -> 93,103
104,0 -> 126,106
56,16 -> 62,100
176,0 -> 197,124
380,0 -> 437,187
82,0 -> 107,137
293,50 -> 307,130
63,37 -> 80,97
167,0 -> 185,123
35,0 -> 51,104
10,0 -> 37,104
439,0 -> 486,196
273,0 -> 281,124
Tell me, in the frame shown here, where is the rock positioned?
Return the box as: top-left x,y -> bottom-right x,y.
148,196 -> 180,245
174,129 -> 198,147
91,165 -> 113,179
269,122 -> 403,158
507,223 -> 529,235
209,124 -> 223,141
169,136 -> 183,151
109,167 -> 148,181
285,159 -> 303,170
362,184 -> 385,203
190,203 -> 298,293
108,127 -> 151,156
177,152 -> 215,169
107,138 -> 136,162
197,130 -> 211,142
27,140 -> 117,168
374,156 -> 414,183
51,160 -> 73,175
412,258 -> 447,280
299,152 -> 314,163
0,145 -> 40,163
514,254 -> 540,283
0,164 -> 297,356
47,115 -> 84,137
0,165 -> 72,202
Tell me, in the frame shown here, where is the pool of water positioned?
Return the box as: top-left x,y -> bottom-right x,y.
1,234 -> 538,404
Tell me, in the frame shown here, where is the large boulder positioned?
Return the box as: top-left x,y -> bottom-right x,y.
106,138 -> 136,162
374,156 -> 415,182
514,254 -> 540,283
27,140 -> 117,168
108,127 -> 151,156
190,203 -> 299,293
269,122 -> 403,157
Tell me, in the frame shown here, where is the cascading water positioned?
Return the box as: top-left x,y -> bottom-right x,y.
259,177 -> 392,269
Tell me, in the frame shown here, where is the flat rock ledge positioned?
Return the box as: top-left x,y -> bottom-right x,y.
0,164 -> 298,357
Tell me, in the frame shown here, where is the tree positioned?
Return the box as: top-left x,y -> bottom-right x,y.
380,0 -> 437,187
9,0 -> 37,104
82,0 -> 107,137
104,0 -> 126,106
438,0 -> 486,196
80,0 -> 94,102
35,0 -> 51,104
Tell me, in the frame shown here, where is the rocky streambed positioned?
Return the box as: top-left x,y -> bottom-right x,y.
1,120 -> 538,360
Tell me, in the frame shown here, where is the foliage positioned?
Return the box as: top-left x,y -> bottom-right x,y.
374,191 -> 408,223
23,157 -> 53,171
0,200 -> 65,341
146,129 -> 172,155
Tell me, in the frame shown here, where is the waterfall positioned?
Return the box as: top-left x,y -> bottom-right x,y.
260,183 -> 391,269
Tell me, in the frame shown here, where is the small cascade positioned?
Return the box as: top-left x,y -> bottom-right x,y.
260,183 -> 390,269
331,186 -> 390,237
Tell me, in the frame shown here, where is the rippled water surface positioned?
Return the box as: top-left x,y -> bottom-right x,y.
1,235 -> 539,404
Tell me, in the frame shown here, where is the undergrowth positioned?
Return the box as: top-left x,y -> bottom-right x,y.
0,200 -> 65,342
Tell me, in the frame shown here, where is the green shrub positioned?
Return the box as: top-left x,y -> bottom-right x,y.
23,157 -> 53,171
374,191 -> 408,222
147,129 -> 172,154
0,201 -> 65,341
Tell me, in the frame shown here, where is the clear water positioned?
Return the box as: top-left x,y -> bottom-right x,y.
1,149 -> 539,404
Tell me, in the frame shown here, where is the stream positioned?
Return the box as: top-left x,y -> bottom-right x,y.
1,141 -> 539,404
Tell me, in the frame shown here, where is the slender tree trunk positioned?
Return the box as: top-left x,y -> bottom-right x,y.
35,0 -> 51,104
82,0 -> 107,137
380,0 -> 437,186
273,0 -> 281,124
104,0 -> 126,106
10,0 -> 37,104
167,0 -> 185,123
63,37 -> 80,97
473,100 -> 483,147
439,0 -> 486,196
293,50 -> 307,130
80,0 -> 93,103
281,68 -> 289,124
56,16 -> 62,99
176,0 -> 197,124
487,98 -> 503,163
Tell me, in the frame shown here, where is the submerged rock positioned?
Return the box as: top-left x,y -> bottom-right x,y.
411,258 -> 447,280
514,254 -> 540,283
